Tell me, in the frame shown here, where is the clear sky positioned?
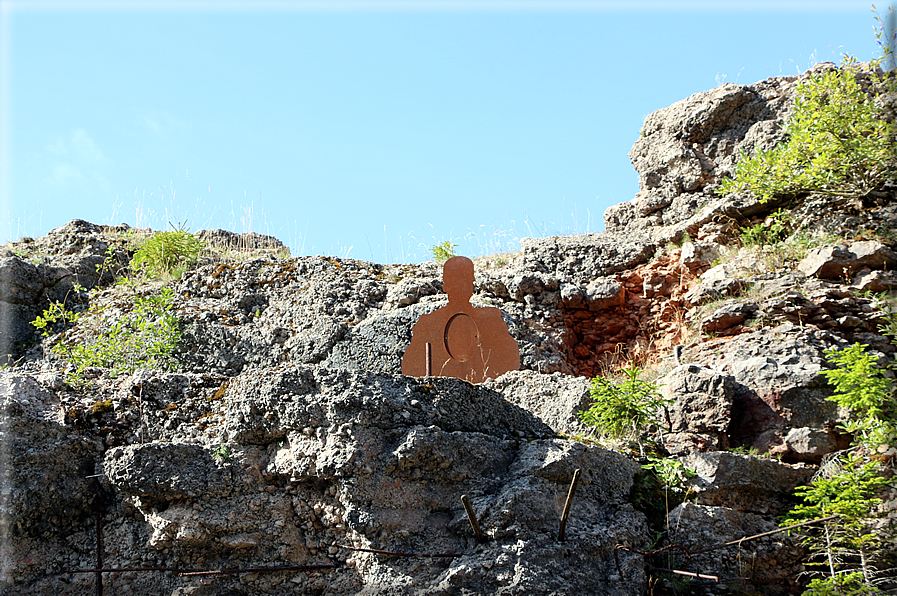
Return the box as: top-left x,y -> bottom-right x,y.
0,0 -> 886,263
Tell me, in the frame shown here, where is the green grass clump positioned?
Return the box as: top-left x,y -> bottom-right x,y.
132,223 -> 204,279
739,209 -> 793,248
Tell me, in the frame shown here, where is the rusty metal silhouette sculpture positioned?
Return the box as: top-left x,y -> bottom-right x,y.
402,256 -> 520,383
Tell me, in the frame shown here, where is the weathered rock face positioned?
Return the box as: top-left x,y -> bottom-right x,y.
6,366 -> 648,596
660,364 -> 738,455
684,324 -> 853,458
4,61 -> 897,595
666,503 -> 805,595
604,61 -> 845,242
682,451 -> 813,515
171,255 -> 572,378
0,220 -> 131,362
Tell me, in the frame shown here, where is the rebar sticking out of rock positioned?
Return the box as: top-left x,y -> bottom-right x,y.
95,498 -> 103,596
461,495 -> 486,543
558,469 -> 581,542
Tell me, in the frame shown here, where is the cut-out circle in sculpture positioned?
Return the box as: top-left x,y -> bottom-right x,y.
444,313 -> 479,362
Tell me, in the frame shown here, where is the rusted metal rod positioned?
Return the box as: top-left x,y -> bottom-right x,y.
66,565 -> 335,576
461,494 -> 486,543
614,514 -> 841,580
558,469 -> 581,542
66,567 -> 185,574
652,568 -> 719,581
689,514 -> 840,555
335,544 -> 460,558
179,564 -> 336,577
95,499 -> 103,596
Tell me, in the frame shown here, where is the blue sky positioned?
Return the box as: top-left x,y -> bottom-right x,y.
0,0 -> 885,263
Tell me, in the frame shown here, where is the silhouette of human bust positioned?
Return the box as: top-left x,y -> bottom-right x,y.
402,256 -> 520,383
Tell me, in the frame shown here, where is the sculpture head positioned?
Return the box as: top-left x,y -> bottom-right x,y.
442,256 -> 474,304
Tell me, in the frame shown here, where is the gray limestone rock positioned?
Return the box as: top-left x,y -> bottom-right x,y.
660,364 -> 738,454
608,71 -> 798,237
682,451 -> 813,515
5,61 -> 896,594
851,269 -> 897,293
798,241 -> 897,279
782,426 -> 839,463
383,277 -> 439,308
679,241 -> 725,271
104,442 -> 236,502
701,301 -> 759,333
0,371 -> 100,538
584,277 -> 625,311
521,231 -> 656,282
685,324 -> 848,453
666,503 -> 804,595
322,304 -> 428,374
483,369 -> 594,436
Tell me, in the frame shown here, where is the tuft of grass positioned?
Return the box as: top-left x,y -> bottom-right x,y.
131,222 -> 204,279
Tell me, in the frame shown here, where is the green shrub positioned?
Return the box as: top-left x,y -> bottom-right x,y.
39,287 -> 181,386
430,241 -> 458,264
579,365 -> 672,456
31,300 -> 81,336
132,223 -> 204,279
718,62 -> 895,201
739,209 -> 794,247
822,343 -> 894,430
802,572 -> 883,596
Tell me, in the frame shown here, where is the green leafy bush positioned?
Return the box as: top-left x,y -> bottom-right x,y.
430,241 -> 458,264
31,300 -> 81,336
579,365 -> 672,455
718,63 -> 895,201
39,287 -> 181,386
132,223 -> 204,279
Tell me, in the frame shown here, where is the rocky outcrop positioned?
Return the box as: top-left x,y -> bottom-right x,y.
3,61 -> 897,595
661,364 -> 738,455
605,65 -> 804,238
6,366 -> 648,595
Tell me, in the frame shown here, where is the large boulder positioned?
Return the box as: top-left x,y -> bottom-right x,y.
685,323 -> 849,455
660,364 -> 739,455
681,451 -> 813,515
